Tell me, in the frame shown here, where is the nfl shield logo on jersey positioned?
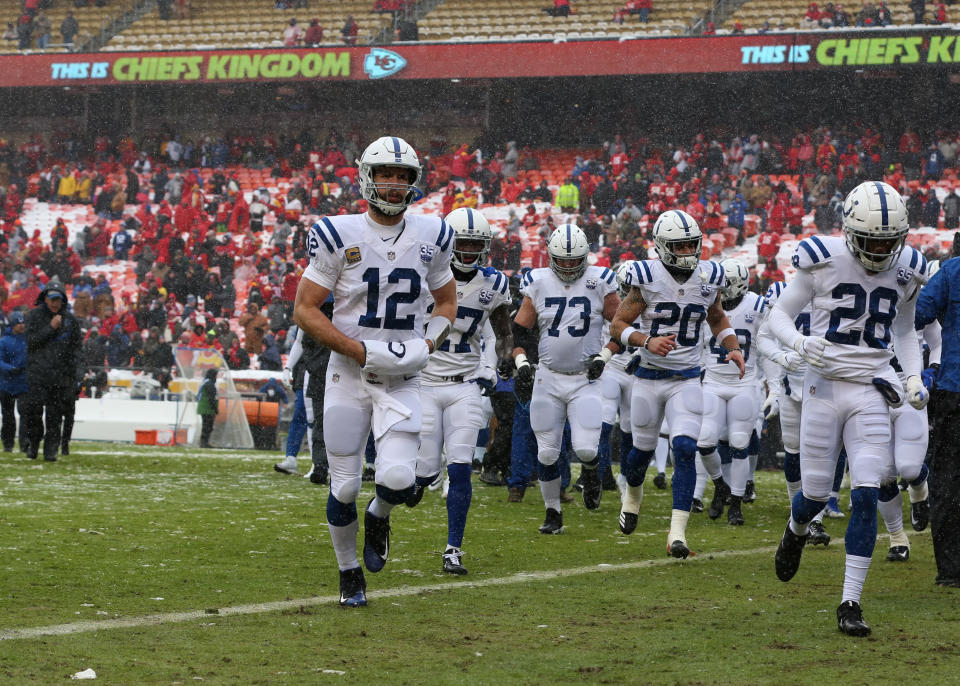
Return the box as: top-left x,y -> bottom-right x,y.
387,251 -> 396,261
479,289 -> 494,305
420,245 -> 436,263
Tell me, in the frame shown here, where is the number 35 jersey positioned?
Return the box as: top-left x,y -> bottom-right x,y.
625,259 -> 726,372
792,234 -> 927,382
302,213 -> 454,343
521,265 -> 617,373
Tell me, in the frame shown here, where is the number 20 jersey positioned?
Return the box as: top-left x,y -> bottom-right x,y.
791,234 -> 927,382
302,214 -> 454,343
624,259 -> 725,372
521,265 -> 618,373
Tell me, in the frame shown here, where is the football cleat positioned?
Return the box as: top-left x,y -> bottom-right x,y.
442,547 -> 468,575
837,600 -> 871,637
362,500 -> 391,573
306,465 -> 328,485
668,540 -> 691,559
572,475 -> 583,492
338,567 -> 367,608
911,499 -> 930,532
362,466 -> 376,482
539,508 -> 564,534
619,511 -> 638,535
691,498 -> 704,514
580,465 -> 602,510
727,498 -> 744,526
507,487 -> 524,503
602,468 -> 618,491
404,484 -> 425,508
824,496 -> 845,519
559,488 -> 575,504
618,479 -> 643,535
653,472 -> 667,490
273,457 -> 298,475
744,480 -> 756,503
775,523 -> 808,581
479,470 -> 505,486
887,545 -> 910,562
807,520 -> 831,546
427,472 -> 444,492
709,479 -> 731,520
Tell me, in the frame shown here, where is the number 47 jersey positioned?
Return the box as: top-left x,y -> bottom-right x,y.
792,234 -> 927,382
302,214 -> 454,343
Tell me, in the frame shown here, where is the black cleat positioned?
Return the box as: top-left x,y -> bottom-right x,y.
837,600 -> 871,637
653,472 -> 667,490
479,470 -> 505,486
887,545 -> 910,562
539,508 -> 564,534
911,499 -> 930,532
442,547 -> 468,575
44,454 -> 57,462
572,475 -> 583,492
807,520 -> 831,546
404,484 -> 425,508
60,442 -> 70,456
727,497 -> 744,526
338,567 -> 367,608
602,468 -> 618,491
691,498 -> 704,514
744,479 -> 756,503
619,511 -> 638,535
309,467 -> 328,485
362,500 -> 390,573
361,466 -> 376,482
580,465 -> 602,510
775,523 -> 808,581
709,479 -> 730,520
668,540 -> 690,559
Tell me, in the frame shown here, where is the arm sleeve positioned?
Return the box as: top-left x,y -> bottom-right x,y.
767,269 -> 816,350
480,319 -> 497,372
923,320 -> 942,367
892,293 -> 922,379
285,327 -> 304,369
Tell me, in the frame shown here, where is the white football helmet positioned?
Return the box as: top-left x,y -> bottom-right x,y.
446,207 -> 491,270
615,260 -> 634,298
653,209 -> 702,271
720,258 -> 749,303
547,224 -> 590,282
841,181 -> 908,272
927,259 -> 940,279
356,136 -> 423,216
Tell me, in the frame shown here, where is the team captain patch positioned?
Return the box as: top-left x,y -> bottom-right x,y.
345,247 -> 362,264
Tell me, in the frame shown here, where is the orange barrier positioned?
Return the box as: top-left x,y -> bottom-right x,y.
223,399 -> 279,428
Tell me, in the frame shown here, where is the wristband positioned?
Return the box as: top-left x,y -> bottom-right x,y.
620,326 -> 638,348
598,348 -> 614,363
717,327 -> 736,344
515,353 -> 529,369
425,315 -> 453,352
642,336 -> 652,351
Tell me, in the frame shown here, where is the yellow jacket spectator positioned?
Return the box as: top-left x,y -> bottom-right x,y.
555,177 -> 579,213
76,173 -> 94,204
56,172 -> 77,203
452,187 -> 478,210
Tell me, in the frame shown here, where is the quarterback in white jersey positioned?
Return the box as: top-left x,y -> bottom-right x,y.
767,181 -> 929,637
513,223 -> 620,535
611,209 -> 745,558
294,136 -> 457,608
409,207 -> 513,576
697,259 -> 765,526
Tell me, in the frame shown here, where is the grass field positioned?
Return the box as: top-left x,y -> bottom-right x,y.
2,443 -> 959,685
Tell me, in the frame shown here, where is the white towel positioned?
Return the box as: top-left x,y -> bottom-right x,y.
363,378 -> 413,440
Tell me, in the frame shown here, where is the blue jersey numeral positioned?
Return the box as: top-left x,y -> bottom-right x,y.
438,306 -> 484,353
358,267 -> 422,330
710,329 -> 751,364
544,296 -> 591,338
825,283 -> 898,349
649,302 -> 706,346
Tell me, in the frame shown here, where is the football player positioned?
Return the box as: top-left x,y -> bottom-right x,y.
611,209 -> 745,558
293,136 -> 457,607
512,223 -> 620,534
696,258 -> 764,526
768,181 -> 929,636
407,207 -> 513,575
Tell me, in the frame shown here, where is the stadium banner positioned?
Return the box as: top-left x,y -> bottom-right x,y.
3,28 -> 959,87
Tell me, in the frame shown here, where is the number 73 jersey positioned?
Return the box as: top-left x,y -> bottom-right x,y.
301,214 -> 454,343
792,234 -> 927,382
521,265 -> 618,373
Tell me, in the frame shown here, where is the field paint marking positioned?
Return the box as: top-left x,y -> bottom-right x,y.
0,544 -> 779,641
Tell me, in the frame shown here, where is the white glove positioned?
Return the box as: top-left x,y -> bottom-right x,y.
762,391 -> 781,419
771,350 -> 804,372
282,367 -> 293,387
362,338 -> 430,377
792,336 -> 830,368
906,375 -> 930,410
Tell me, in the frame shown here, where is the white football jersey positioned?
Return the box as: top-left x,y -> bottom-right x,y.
790,235 -> 927,382
761,281 -> 810,392
423,267 -> 511,381
703,292 -> 765,384
521,265 -> 617,373
302,213 -> 453,343
624,259 -> 725,373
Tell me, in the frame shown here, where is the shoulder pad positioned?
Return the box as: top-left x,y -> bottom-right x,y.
902,246 -> 927,278
752,293 -> 766,313
485,268 -> 510,295
792,235 -> 832,270
310,217 -> 345,254
434,218 -> 454,252
520,270 -> 536,289
598,267 -> 616,285
700,260 -> 725,286
630,260 -> 654,285
764,281 -> 786,307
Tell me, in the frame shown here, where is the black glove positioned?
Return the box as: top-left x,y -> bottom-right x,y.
625,354 -> 642,375
515,374 -> 534,405
587,354 -> 605,381
496,357 -> 515,380
516,362 -> 533,384
476,377 -> 496,397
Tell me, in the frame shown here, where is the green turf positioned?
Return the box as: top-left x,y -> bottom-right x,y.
1,444 -> 957,685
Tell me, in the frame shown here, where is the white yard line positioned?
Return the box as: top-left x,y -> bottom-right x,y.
0,544 -> 778,641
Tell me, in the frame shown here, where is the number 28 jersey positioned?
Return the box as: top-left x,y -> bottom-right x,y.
625,259 -> 725,373
521,265 -> 617,373
302,213 -> 454,343
791,234 -> 927,382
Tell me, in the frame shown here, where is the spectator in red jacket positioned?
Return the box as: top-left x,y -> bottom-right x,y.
303,17 -> 324,45
786,195 -> 805,234
757,227 -> 781,261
